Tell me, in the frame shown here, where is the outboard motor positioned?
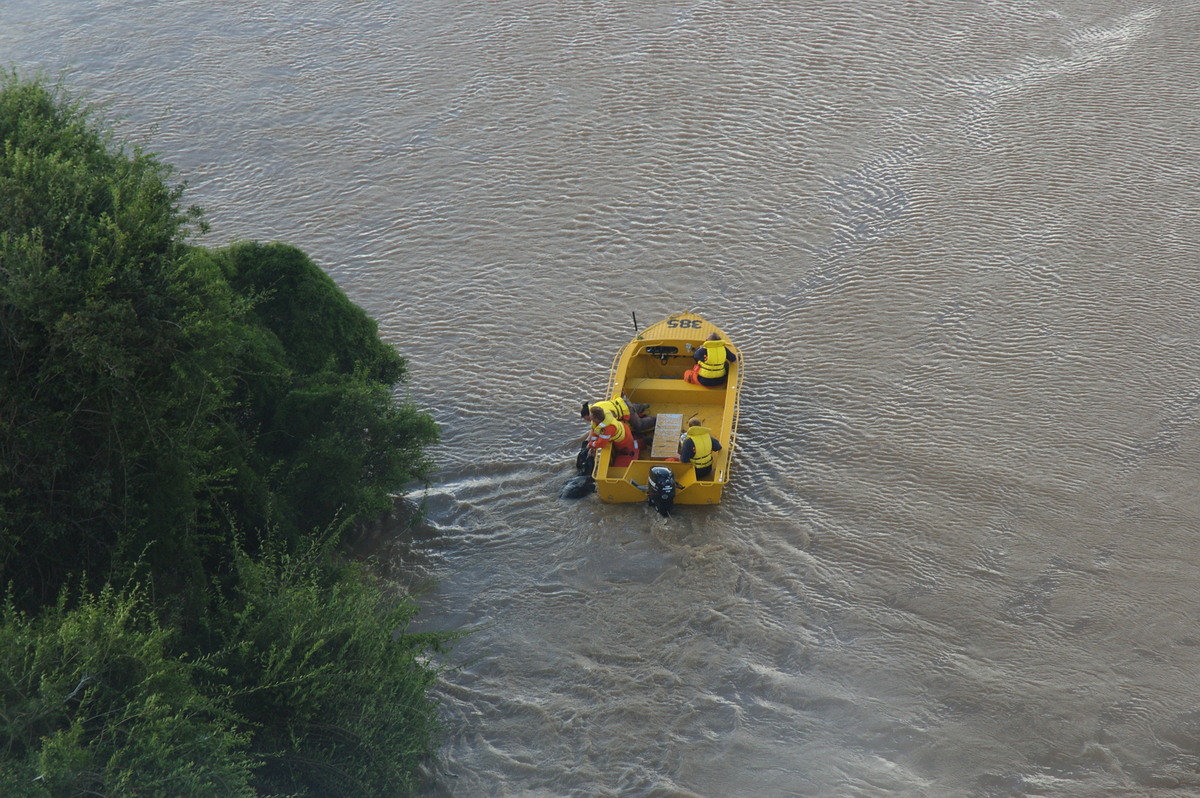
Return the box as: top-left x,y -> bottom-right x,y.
646,466 -> 677,517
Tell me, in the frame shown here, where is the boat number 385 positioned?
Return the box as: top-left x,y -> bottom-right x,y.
666,318 -> 703,329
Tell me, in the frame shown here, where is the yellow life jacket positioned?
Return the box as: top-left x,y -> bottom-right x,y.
589,406 -> 626,442
594,398 -> 629,421
697,340 -> 728,380
684,425 -> 714,469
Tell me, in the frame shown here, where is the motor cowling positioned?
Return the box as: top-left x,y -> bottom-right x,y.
647,466 -> 677,517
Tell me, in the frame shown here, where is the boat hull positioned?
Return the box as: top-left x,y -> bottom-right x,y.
593,312 -> 741,505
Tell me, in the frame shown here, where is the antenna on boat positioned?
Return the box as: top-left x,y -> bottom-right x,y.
631,311 -> 640,338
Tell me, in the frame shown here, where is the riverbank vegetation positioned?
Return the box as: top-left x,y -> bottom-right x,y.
0,72 -> 444,796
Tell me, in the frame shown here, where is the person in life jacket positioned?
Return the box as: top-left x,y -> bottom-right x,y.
683,333 -> 737,387
679,418 -> 722,480
580,396 -> 655,436
587,405 -> 639,466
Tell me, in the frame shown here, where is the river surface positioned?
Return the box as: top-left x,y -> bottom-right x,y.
6,2 -> 1200,796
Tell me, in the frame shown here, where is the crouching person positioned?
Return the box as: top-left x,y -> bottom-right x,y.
581,397 -> 655,436
587,405 -> 639,466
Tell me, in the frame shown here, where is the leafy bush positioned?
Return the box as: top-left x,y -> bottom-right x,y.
0,585 -> 256,797
206,534 -> 448,796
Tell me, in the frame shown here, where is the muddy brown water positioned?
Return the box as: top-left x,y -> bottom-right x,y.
6,2 -> 1200,795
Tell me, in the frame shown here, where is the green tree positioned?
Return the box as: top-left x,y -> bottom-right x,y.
217,241 -> 438,543
0,73 -> 449,797
0,73 -> 238,605
0,75 -> 438,603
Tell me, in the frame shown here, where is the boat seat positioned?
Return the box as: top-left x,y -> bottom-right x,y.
624,377 -> 711,394
623,377 -> 725,406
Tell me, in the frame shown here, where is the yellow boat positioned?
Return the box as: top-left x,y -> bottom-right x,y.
592,312 -> 742,505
